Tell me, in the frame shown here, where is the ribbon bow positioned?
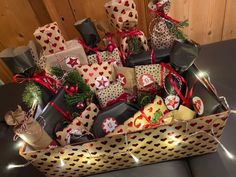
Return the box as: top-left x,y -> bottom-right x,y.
149,2 -> 180,25
134,108 -> 165,129
78,39 -> 102,64
13,70 -> 73,96
119,28 -> 143,39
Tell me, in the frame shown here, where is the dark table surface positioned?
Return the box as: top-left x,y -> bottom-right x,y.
0,39 -> 236,177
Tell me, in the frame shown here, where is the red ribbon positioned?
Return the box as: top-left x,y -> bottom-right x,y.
119,28 -> 143,39
13,71 -> 73,96
78,39 -> 102,64
134,108 -> 164,129
149,3 -> 180,25
106,92 -> 129,107
160,63 -> 192,106
49,102 -> 73,122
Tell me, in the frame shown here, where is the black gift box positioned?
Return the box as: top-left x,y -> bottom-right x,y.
0,46 -> 36,76
36,89 -> 72,139
92,102 -> 139,138
184,66 -> 224,116
170,41 -> 200,74
74,18 -> 101,48
126,48 -> 171,67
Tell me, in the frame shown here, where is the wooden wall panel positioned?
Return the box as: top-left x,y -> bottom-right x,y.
222,0 -> 236,40
0,0 -> 40,49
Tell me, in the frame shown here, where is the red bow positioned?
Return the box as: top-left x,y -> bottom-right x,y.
149,3 -> 180,25
119,28 -> 143,39
78,39 -> 102,64
13,70 -> 73,96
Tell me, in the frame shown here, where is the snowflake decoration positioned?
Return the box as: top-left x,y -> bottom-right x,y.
102,117 -> 118,134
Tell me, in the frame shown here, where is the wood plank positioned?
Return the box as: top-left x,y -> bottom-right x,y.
222,0 -> 236,40
42,0 -> 78,40
0,60 -> 13,83
0,0 -> 40,49
187,0 -> 226,44
28,0 -> 52,25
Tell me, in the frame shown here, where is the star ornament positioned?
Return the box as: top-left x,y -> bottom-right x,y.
66,57 -> 80,68
95,76 -> 109,89
116,74 -> 126,86
102,117 -> 118,134
165,95 -> 180,110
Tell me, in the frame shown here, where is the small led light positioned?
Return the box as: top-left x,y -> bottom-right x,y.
130,153 -> 139,163
170,134 -> 181,146
7,164 -> 16,170
198,71 -> 208,78
16,141 -> 25,148
60,158 -> 65,167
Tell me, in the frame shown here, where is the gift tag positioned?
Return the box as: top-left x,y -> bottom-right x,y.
95,76 -> 110,90
192,96 -> 204,115
138,74 -> 155,87
65,56 -> 80,68
165,95 -> 180,111
102,117 -> 118,134
116,73 -> 127,86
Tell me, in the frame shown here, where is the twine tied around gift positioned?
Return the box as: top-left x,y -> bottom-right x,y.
13,70 -> 73,96
13,104 -> 43,143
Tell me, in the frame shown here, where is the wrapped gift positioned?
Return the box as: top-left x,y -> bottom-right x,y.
5,106 -> 55,150
148,0 -> 188,49
173,105 -> 196,121
170,40 -> 200,73
56,103 -> 99,146
0,46 -> 36,76
92,101 -> 139,138
105,0 -> 149,58
126,48 -> 171,67
28,40 -> 45,70
184,66 -> 224,116
34,22 -> 66,55
109,96 -> 172,135
76,62 -> 114,91
44,40 -> 88,72
135,64 -> 168,92
115,66 -> 136,91
96,82 -> 128,108
74,18 -> 101,48
87,48 -> 122,66
36,89 -> 73,139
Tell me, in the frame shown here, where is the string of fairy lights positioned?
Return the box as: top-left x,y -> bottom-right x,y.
6,71 -> 235,171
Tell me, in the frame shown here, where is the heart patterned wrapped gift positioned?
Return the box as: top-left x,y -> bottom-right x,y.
76,62 -> 114,91
34,22 -> 66,55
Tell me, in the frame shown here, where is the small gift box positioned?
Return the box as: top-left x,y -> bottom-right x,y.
74,18 -> 101,48
76,62 -> 114,91
115,66 -> 136,91
148,0 -> 188,49
96,82 -> 128,108
105,0 -> 149,58
0,46 -> 36,76
36,89 -> 73,139
109,96 -> 172,135
170,40 -> 200,73
56,103 -> 99,146
92,102 -> 139,138
34,22 -> 66,55
184,66 -> 224,117
44,40 -> 88,72
126,48 -> 171,67
135,64 -> 168,92
5,106 -> 55,150
87,48 -> 122,66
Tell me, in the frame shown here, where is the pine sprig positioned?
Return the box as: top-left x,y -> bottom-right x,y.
22,82 -> 42,108
50,67 -> 64,78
